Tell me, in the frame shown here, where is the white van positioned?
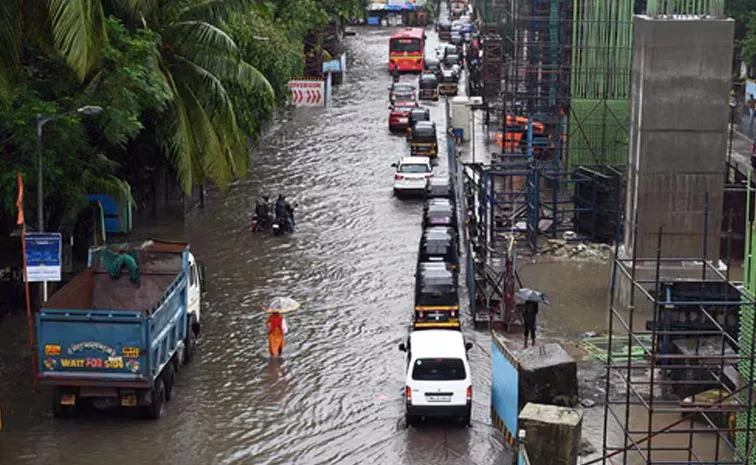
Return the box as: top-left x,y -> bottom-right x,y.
399,329 -> 473,426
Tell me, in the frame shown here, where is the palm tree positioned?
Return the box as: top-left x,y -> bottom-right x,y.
0,0 -> 273,192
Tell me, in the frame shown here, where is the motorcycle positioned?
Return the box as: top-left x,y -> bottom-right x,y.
251,213 -> 273,232
272,216 -> 295,236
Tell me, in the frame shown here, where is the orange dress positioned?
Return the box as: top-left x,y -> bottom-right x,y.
266,313 -> 285,356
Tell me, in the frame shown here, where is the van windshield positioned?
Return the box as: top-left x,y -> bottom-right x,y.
412,358 -> 466,380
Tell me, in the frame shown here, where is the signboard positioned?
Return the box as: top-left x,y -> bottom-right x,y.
387,0 -> 404,5
25,232 -> 62,282
323,60 -> 341,73
289,80 -> 325,106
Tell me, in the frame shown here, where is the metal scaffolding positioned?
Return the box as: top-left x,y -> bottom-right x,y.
600,226 -> 756,465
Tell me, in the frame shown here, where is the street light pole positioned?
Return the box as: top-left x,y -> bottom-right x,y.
34,105 -> 103,304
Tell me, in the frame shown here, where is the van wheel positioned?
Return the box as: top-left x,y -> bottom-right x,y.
463,408 -> 471,427
405,414 -> 417,428
162,364 -> 175,401
146,379 -> 166,420
52,387 -> 78,419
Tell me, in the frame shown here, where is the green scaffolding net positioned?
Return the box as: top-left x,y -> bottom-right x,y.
99,249 -> 139,284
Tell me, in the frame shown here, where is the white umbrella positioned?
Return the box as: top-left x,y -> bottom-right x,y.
514,288 -> 551,306
262,297 -> 300,313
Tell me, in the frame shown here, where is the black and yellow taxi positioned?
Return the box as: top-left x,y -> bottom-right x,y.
414,262 -> 460,329
409,121 -> 438,157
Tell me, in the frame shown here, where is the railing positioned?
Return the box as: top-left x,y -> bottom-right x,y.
646,0 -> 724,18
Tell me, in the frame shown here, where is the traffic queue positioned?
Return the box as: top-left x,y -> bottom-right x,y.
387,22 -> 474,428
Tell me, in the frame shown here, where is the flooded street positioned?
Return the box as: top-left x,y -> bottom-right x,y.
0,28 -> 510,465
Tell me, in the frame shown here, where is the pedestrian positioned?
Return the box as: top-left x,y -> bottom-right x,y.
522,301 -> 538,348
747,94 -> 756,129
265,310 -> 287,357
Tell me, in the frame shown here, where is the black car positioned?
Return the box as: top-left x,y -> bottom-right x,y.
418,74 -> 439,101
418,226 -> 459,270
409,108 -> 431,126
423,198 -> 457,230
414,262 -> 459,321
443,54 -> 462,69
438,22 -> 452,41
424,57 -> 441,74
425,177 -> 454,201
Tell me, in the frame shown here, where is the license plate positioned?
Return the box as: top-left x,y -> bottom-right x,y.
398,118 -> 408,123
121,395 -> 137,407
60,394 -> 76,406
427,395 -> 451,402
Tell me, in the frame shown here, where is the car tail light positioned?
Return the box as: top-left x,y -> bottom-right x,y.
450,310 -> 457,318
406,386 -> 412,401
466,385 -> 472,402
395,174 -> 404,180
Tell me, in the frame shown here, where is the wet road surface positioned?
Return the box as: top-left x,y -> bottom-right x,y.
0,28 -> 510,465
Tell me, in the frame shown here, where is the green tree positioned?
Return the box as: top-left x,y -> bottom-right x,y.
0,17 -> 168,229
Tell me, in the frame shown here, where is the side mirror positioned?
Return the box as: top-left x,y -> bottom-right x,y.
391,163 -> 397,167
399,343 -> 407,352
465,342 -> 473,351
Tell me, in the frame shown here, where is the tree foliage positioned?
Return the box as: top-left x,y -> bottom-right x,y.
0,0 -> 362,232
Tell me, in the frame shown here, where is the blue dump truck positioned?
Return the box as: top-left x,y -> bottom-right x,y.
36,240 -> 203,420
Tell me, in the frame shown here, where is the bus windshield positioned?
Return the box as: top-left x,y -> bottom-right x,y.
391,38 -> 422,53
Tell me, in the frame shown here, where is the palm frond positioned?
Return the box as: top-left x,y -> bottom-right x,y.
175,79 -> 232,188
48,0 -> 107,80
176,0 -> 255,23
173,46 -> 273,97
171,54 -> 238,135
163,20 -> 238,55
158,65 -> 196,192
0,0 -> 21,105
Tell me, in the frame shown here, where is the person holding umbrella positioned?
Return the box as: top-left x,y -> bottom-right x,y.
515,288 -> 551,349
262,297 -> 299,357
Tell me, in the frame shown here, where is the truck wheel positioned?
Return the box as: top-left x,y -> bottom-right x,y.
162,364 -> 175,401
184,317 -> 197,363
147,379 -> 166,420
52,387 -> 78,419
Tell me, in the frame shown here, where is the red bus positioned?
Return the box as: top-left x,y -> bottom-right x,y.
389,28 -> 425,73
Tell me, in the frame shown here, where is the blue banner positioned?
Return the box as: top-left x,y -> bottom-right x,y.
25,232 -> 62,282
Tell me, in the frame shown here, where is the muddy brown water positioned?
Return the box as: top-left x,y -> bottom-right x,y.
0,29 -> 510,465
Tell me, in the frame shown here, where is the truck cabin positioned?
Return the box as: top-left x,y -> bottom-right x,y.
418,227 -> 459,270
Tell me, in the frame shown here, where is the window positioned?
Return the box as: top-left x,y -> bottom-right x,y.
412,358 -> 466,381
391,38 -> 422,53
399,164 -> 430,173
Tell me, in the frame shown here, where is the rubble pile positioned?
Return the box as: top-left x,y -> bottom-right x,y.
539,239 -> 613,261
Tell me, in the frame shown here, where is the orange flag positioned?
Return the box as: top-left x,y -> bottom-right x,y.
16,172 -> 24,226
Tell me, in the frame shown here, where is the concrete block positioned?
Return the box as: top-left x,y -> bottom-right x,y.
518,403 -> 583,465
517,343 -> 578,409
624,15 -> 733,260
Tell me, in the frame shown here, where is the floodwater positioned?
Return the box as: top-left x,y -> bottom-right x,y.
0,28 -> 511,465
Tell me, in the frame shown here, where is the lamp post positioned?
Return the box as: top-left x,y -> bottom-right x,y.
35,105 -> 103,303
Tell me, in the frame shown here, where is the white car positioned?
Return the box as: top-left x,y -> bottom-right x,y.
399,329 -> 473,426
392,156 -> 432,196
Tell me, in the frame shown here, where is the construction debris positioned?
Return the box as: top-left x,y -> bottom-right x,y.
539,239 -> 613,262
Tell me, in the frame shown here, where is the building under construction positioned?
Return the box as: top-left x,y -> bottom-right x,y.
467,0 -> 756,463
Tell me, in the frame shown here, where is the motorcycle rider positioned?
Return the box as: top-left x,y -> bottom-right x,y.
275,195 -> 295,233
254,195 -> 272,228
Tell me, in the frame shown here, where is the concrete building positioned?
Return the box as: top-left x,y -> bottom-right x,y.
623,15 -> 734,259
